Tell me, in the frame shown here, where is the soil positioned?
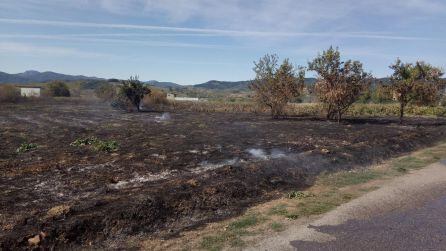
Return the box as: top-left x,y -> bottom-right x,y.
1,99 -> 446,249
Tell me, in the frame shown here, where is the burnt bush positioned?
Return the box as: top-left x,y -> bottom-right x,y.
0,85 -> 20,103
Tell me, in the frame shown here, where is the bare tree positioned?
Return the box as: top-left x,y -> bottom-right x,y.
250,54 -> 305,119
389,59 -> 444,124
308,47 -> 371,122
120,76 -> 151,112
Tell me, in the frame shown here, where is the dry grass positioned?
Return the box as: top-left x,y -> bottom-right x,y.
165,101 -> 446,118
0,85 -> 21,103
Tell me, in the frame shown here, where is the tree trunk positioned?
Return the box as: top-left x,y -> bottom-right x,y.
399,102 -> 405,124
337,110 -> 341,123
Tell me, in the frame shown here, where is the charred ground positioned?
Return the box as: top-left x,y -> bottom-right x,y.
1,99 -> 446,249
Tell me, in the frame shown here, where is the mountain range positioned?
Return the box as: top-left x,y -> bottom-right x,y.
0,70 -> 372,92
0,70 -> 102,84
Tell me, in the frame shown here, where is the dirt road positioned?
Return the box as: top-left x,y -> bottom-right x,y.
247,161 -> 446,251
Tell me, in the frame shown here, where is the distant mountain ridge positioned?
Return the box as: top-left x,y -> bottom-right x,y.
0,70 -> 102,84
145,80 -> 184,89
0,70 -> 404,92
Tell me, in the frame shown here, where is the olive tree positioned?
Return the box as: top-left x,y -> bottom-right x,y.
390,59 -> 444,124
308,47 -> 371,122
250,54 -> 305,119
120,76 -> 151,112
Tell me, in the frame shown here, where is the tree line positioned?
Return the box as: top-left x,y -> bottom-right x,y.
250,46 -> 445,124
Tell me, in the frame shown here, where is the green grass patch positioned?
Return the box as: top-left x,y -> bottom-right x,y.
228,214 -> 262,230
16,143 -> 38,153
392,156 -> 432,173
70,136 -> 118,152
200,214 -> 265,250
270,222 -> 285,232
200,234 -> 227,251
298,191 -> 354,216
268,204 -> 288,216
319,170 -> 383,188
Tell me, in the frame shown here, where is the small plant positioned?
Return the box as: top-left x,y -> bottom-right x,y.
16,143 -> 37,153
70,136 -> 118,152
92,140 -> 119,152
285,212 -> 300,220
70,136 -> 98,147
287,191 -> 314,199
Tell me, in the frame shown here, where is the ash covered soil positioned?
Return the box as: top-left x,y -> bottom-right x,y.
1,99 -> 446,249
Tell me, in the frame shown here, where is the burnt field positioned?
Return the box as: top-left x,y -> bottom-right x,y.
1,99 -> 446,249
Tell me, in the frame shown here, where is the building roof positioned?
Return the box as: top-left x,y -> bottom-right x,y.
16,86 -> 43,89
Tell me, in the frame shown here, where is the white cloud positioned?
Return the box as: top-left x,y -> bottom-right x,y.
1,0 -> 444,32
0,19 -> 439,42
0,42 -> 109,58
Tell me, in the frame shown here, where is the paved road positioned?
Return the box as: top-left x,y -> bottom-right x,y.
247,161 -> 446,251
290,194 -> 446,250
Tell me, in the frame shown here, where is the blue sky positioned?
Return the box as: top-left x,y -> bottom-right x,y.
0,0 -> 445,85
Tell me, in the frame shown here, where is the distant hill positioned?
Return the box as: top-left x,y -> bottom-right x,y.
194,80 -> 252,91
194,78 -> 318,92
0,70 -> 102,84
146,80 -> 185,89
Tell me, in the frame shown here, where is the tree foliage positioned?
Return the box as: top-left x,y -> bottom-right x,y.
250,54 -> 305,118
120,76 -> 151,112
47,81 -> 71,97
308,47 -> 371,122
389,59 -> 444,123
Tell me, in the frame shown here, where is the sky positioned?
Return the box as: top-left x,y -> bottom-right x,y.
0,0 -> 445,85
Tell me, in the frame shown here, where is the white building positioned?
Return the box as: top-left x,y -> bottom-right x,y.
167,93 -> 200,102
19,87 -> 42,97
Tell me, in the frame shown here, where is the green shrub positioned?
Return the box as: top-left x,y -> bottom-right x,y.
71,136 -> 118,152
47,81 -> 70,97
16,143 -> 38,153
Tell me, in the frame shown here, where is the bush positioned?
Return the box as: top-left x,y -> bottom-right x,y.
120,76 -> 150,112
142,88 -> 169,108
0,85 -> 20,102
47,81 -> 70,97
95,83 -> 118,101
70,136 -> 118,152
16,143 -> 38,153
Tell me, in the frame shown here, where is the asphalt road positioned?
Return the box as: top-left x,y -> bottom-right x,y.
290,194 -> 446,250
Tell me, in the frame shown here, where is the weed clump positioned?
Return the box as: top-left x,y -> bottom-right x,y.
16,143 -> 37,153
287,191 -> 315,199
70,136 -> 118,152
